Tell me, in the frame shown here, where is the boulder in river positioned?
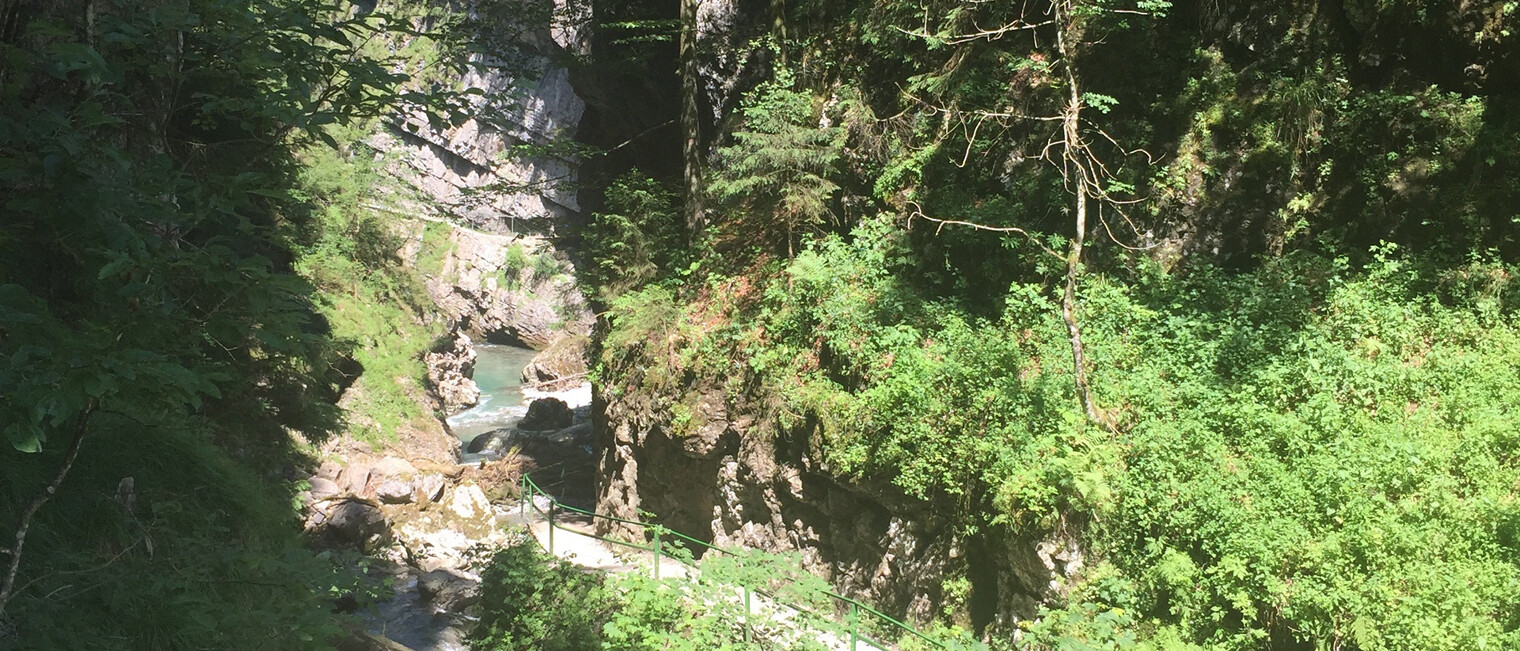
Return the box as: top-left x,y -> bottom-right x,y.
418,569 -> 481,614
518,397 -> 573,431
466,429 -> 512,455
521,334 -> 588,391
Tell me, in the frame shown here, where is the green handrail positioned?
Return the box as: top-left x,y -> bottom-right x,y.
517,471 -> 949,650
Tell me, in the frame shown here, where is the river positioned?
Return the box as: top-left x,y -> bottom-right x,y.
446,344 -> 540,455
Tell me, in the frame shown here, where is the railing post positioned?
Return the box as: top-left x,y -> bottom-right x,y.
849,602 -> 859,651
744,586 -> 752,642
520,475 -> 527,519
652,527 -> 662,579
548,500 -> 556,556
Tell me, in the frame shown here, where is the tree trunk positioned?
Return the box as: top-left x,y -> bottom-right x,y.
679,0 -> 705,240
1055,1 -> 1104,428
771,0 -> 786,64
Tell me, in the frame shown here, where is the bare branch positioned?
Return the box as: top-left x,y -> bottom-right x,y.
956,114 -> 988,168
893,0 -> 1153,434
894,18 -> 1056,45
900,89 -> 1063,124
1097,204 -> 1160,251
604,119 -> 676,155
971,110 -> 1065,122
1054,0 -> 1113,431
1084,119 -> 1159,164
1108,201 -> 1149,236
905,201 -> 1063,260
0,400 -> 98,617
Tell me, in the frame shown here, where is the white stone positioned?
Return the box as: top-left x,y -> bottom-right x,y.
448,483 -> 492,520
415,473 -> 447,503
373,456 -> 418,477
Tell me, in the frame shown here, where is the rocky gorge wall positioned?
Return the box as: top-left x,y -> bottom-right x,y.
573,0 -> 1093,638
372,0 -> 590,234
335,0 -> 1096,640
592,381 -> 1086,636
373,0 -> 599,414
298,3 -> 604,647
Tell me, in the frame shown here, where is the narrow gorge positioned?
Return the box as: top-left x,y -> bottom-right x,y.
293,0 -> 1070,645
4,0 -> 1517,648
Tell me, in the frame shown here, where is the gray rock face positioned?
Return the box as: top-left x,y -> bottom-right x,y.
372,456 -> 417,478
376,480 -> 414,505
337,463 -> 373,496
309,476 -> 342,499
415,473 -> 447,503
308,498 -> 390,551
467,429 -> 512,455
373,0 -> 588,233
426,332 -> 481,415
595,382 -> 1081,636
371,0 -> 594,350
417,226 -> 593,350
521,334 -> 589,391
519,397 -> 573,431
417,569 -> 482,614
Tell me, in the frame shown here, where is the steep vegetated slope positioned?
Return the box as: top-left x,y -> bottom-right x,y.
578,0 -> 1520,649
0,0 -> 529,646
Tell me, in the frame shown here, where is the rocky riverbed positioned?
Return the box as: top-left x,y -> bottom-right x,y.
306,337 -> 596,650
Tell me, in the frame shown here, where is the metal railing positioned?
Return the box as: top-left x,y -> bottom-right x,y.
519,471 -> 950,650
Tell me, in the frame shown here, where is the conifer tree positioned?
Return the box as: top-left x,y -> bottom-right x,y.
708,70 -> 845,257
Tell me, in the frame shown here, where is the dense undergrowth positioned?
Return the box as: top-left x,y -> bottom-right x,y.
578,0 -> 1520,647
0,0 -> 470,646
295,140 -> 449,445
472,539 -> 778,651
472,537 -> 948,651
598,222 -> 1520,649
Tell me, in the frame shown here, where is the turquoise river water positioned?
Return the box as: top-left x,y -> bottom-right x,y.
445,344 -> 540,447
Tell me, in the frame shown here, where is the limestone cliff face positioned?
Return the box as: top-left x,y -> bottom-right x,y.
406,223 -> 592,349
593,381 -> 1085,634
371,1 -> 595,352
375,0 -> 589,234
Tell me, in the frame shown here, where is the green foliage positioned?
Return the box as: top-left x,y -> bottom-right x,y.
0,414 -> 354,648
472,539 -> 831,651
765,238 -> 1520,648
597,223 -> 1520,648
586,0 -> 1520,648
416,221 -> 458,277
708,68 -> 846,256
601,572 -> 762,651
502,243 -> 532,284
295,147 -> 445,444
701,548 -> 835,614
582,170 -> 685,300
0,0 -> 468,643
472,540 -> 611,651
